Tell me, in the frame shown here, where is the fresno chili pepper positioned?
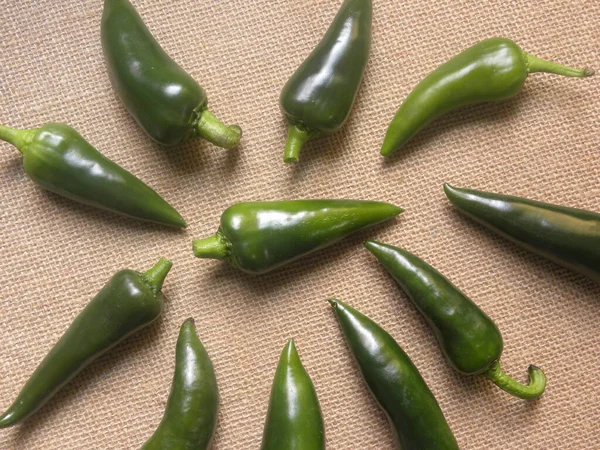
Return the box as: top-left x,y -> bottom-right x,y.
329,299 -> 459,449
101,0 -> 241,149
142,318 -> 219,450
280,0 -> 371,163
365,240 -> 547,400
0,258 -> 172,428
444,184 -> 600,283
0,123 -> 186,228
381,38 -> 594,156
261,340 -> 325,450
192,199 -> 402,274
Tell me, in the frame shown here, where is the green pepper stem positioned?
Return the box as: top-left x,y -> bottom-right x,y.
0,125 -> 31,153
143,258 -> 173,293
525,53 -> 594,77
192,233 -> 230,260
283,124 -> 312,163
195,109 -> 242,149
484,360 -> 546,400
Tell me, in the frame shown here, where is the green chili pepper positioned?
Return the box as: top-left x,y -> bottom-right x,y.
444,184 -> 600,283
280,0 -> 371,163
365,241 -> 547,400
0,258 -> 172,428
0,123 -> 186,228
380,38 -> 594,156
329,299 -> 459,449
142,318 -> 219,450
101,0 -> 241,149
192,200 -> 401,274
261,340 -> 325,450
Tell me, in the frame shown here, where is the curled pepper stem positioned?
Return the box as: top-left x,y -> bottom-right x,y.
283,124 -> 312,163
143,258 -> 173,293
525,53 -> 594,77
195,109 -> 242,149
193,233 -> 230,260
484,360 -> 546,400
0,125 -> 31,153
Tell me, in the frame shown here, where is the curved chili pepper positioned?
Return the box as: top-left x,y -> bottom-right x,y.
280,0 -> 371,163
329,299 -> 459,449
0,258 -> 172,428
142,318 -> 219,450
101,0 -> 241,149
444,184 -> 600,283
0,123 -> 186,228
261,340 -> 325,450
381,38 -> 594,156
192,199 -> 402,274
365,241 -> 547,400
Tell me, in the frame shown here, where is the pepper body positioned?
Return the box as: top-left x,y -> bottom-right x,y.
280,0 -> 371,162
142,319 -> 219,450
0,259 -> 172,428
102,0 -> 241,148
261,340 -> 325,450
329,299 -> 458,450
192,199 -> 402,274
381,38 -> 594,156
444,184 -> 600,283
0,123 -> 186,228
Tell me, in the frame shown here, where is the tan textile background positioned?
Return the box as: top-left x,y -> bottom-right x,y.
1,0 -> 598,448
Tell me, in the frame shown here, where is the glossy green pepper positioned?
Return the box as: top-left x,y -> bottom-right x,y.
329,299 -> 458,449
142,318 -> 219,450
102,0 -> 241,149
381,38 -> 594,156
365,241 -> 547,400
261,340 -> 325,450
192,199 -> 402,274
0,123 -> 186,228
280,0 -> 371,162
0,258 -> 172,428
444,184 -> 600,283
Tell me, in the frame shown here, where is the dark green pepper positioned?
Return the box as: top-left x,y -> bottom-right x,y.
0,123 -> 186,228
142,318 -> 219,450
0,258 -> 172,428
280,0 -> 371,162
102,0 -> 241,149
261,340 -> 325,450
381,37 -> 594,156
444,184 -> 600,283
192,199 -> 402,274
329,299 -> 459,449
365,240 -> 547,400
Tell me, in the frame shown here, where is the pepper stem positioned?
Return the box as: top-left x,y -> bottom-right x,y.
0,125 -> 32,153
192,233 -> 230,260
283,124 -> 312,163
143,258 -> 173,293
525,53 -> 594,77
484,360 -> 546,400
195,109 -> 242,149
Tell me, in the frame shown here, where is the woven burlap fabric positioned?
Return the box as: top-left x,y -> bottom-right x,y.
0,0 -> 598,448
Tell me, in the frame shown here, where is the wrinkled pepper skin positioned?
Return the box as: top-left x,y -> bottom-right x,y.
445,184 -> 600,283
142,318 -> 219,450
0,123 -> 186,227
102,0 -> 241,149
365,241 -> 547,400
0,259 -> 172,428
261,340 -> 325,450
329,299 -> 458,450
280,0 -> 371,162
192,200 -> 402,274
381,38 -> 594,156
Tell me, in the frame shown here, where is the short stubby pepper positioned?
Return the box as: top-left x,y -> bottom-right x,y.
329,299 -> 459,450
142,318 -> 219,450
365,241 -> 547,400
0,123 -> 186,228
280,0 -> 371,163
444,184 -> 600,283
0,258 -> 172,428
261,340 -> 325,450
380,37 -> 594,156
192,199 -> 402,274
102,0 -> 241,149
